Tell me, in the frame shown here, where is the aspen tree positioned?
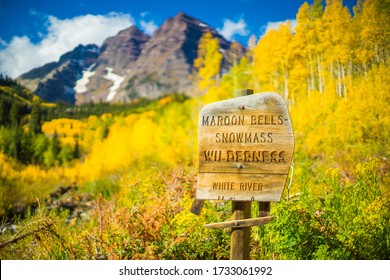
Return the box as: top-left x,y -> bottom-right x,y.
193,32 -> 223,90
321,0 -> 352,97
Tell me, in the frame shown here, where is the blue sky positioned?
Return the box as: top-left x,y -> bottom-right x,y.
0,0 -> 358,78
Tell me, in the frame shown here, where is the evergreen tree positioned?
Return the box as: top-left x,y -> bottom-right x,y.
51,130 -> 61,159
59,143 -> 74,165
10,101 -> 21,127
8,125 -> 22,159
33,134 -> 49,165
19,131 -> 34,164
29,100 -> 42,134
101,123 -> 109,140
0,97 -> 9,126
43,131 -> 62,168
0,127 -> 13,156
73,135 -> 81,159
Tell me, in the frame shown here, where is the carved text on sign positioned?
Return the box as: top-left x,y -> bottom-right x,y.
196,92 -> 294,202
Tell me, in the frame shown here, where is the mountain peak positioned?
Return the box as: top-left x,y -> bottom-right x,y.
116,25 -> 148,37
174,11 -> 199,22
17,12 -> 247,104
168,11 -> 211,30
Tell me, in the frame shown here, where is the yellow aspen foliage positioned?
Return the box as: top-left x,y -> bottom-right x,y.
0,152 -> 69,216
353,0 -> 390,69
201,75 -> 234,104
253,28 -> 278,92
157,96 -> 173,107
75,112 -> 160,181
155,100 -> 198,165
0,152 -> 18,182
289,1 -> 322,99
320,0 -> 352,97
321,0 -> 352,64
193,32 -> 223,90
253,21 -> 293,100
1,0 -> 389,261
42,118 -> 85,147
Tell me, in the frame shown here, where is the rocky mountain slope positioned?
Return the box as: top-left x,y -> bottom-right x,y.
76,26 -> 150,104
18,44 -> 100,103
18,12 -> 246,104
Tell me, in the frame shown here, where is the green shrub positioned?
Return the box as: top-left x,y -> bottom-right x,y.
83,177 -> 119,199
257,159 -> 390,259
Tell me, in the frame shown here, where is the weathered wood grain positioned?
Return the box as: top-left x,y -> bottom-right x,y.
230,201 -> 251,259
204,216 -> 273,229
196,92 -> 294,202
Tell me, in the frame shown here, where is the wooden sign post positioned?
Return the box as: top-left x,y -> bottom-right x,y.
193,90 -> 294,260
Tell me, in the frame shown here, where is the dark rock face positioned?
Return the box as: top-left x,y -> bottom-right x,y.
120,12 -> 206,100
18,12 -> 247,104
98,26 -> 150,74
76,26 -> 151,104
107,12 -> 246,102
18,44 -> 99,103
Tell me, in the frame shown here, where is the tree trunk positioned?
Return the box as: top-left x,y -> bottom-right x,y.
317,55 -> 324,93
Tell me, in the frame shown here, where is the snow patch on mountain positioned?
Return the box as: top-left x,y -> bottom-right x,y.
74,64 -> 96,94
104,67 -> 125,102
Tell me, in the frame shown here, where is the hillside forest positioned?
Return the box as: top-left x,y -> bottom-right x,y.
0,0 -> 389,259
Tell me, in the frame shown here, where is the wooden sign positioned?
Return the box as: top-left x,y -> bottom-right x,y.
196,92 -> 294,202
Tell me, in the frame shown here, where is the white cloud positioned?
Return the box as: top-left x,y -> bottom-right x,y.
140,11 -> 150,18
217,18 -> 249,41
140,20 -> 158,36
0,12 -> 134,78
0,38 -> 7,48
260,19 -> 298,37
